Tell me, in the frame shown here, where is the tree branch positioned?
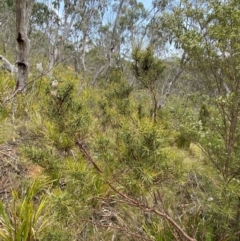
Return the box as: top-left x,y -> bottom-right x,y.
76,141 -> 197,241
0,55 -> 17,73
157,51 -> 190,110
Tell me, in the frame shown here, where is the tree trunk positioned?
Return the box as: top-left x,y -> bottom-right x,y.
47,2 -> 79,78
15,0 -> 34,91
48,45 -> 58,78
91,0 -> 126,85
157,51 -> 189,110
108,0 -> 125,67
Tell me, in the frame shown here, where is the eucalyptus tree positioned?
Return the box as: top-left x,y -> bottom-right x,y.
43,0 -> 80,77
27,1 -> 59,76
28,0 -> 81,78
69,0 -> 106,92
15,0 -> 34,91
160,0 -> 240,239
72,0 -> 104,73
118,0 -> 147,58
91,0 -> 128,84
0,1 -> 17,77
31,0 -> 106,80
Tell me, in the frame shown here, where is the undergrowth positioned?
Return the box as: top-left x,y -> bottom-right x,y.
0,68 -> 239,241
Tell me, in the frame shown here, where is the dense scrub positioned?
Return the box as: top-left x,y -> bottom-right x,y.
0,64 -> 239,241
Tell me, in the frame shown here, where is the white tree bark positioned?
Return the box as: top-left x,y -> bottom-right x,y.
157,51 -> 189,110
92,0 -> 126,84
47,0 -> 80,78
107,0 -> 125,67
0,55 -> 17,74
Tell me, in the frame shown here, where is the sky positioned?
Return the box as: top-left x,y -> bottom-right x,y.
139,0 -> 152,9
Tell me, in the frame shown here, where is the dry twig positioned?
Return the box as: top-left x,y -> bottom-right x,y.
76,140 -> 197,241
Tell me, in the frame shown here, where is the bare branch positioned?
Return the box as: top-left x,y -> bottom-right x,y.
157,51 -> 190,110
76,142 -> 197,241
0,55 -> 17,73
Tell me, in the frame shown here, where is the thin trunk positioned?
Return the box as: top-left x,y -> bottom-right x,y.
157,51 -> 189,110
3,41 -> 6,54
91,64 -> 107,85
81,32 -> 87,72
74,56 -> 80,75
48,45 -> 58,78
151,90 -> 158,124
108,0 -> 125,67
93,0 -> 125,85
153,97 -> 158,124
78,31 -> 87,94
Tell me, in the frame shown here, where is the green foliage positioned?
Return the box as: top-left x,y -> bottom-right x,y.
176,134 -> 190,149
167,93 -> 240,240
21,145 -> 62,180
0,73 -> 16,143
2,1 -> 240,238
31,2 -> 53,26
131,46 -> 166,88
0,180 -> 51,241
97,68 -> 133,128
42,81 -> 91,151
131,47 -> 166,122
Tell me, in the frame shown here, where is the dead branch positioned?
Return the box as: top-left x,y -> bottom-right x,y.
0,55 -> 17,73
76,140 -> 103,174
76,142 -> 197,241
